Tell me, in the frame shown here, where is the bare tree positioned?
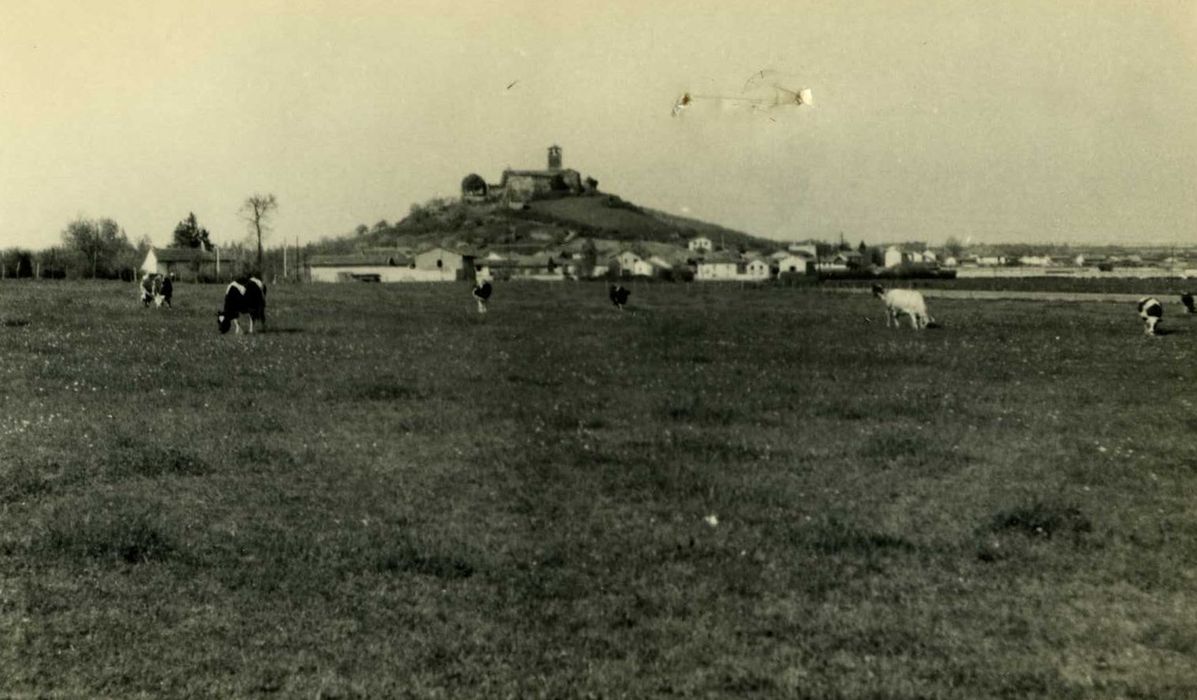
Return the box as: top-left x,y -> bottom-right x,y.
240,194 -> 278,273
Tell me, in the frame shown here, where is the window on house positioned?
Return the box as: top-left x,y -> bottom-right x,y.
436,259 -> 443,268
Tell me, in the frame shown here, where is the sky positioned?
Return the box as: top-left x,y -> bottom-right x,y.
2,0 -> 1196,251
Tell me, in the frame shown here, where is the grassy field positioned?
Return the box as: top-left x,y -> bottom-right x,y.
824,275 -> 1197,296
2,279 -> 1195,698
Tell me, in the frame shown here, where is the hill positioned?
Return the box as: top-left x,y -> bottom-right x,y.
309,192 -> 779,256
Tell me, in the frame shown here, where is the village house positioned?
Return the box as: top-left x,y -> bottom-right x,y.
776,253 -> 814,275
610,250 -> 669,277
688,236 -> 713,252
141,247 -> 240,281
695,252 -> 742,280
818,251 -> 860,271
744,257 -> 773,279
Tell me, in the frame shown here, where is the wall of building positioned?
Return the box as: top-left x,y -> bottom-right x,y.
695,263 -> 741,280
308,266 -> 462,283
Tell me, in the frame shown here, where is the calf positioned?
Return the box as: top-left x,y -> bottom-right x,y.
872,284 -> 932,330
217,277 -> 266,334
1137,297 -> 1163,336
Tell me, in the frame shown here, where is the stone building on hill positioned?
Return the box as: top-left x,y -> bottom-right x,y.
462,145 -> 598,205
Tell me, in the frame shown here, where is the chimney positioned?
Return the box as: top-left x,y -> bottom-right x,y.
548,145 -> 562,170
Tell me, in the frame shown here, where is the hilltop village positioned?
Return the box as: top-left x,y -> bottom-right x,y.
298,146 -> 1197,285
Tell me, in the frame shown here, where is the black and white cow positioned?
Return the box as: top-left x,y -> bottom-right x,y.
1137,296 -> 1163,336
217,277 -> 266,334
472,280 -> 493,314
140,273 -> 159,307
159,276 -> 173,308
1181,292 -> 1195,315
609,284 -> 630,311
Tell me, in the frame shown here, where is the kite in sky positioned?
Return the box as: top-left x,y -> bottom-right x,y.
672,69 -> 813,117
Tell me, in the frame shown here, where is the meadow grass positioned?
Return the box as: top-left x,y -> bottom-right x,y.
1,279 -> 1195,698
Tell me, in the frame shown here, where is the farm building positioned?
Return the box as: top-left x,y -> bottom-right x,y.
141,247 -> 240,281
476,254 -> 564,282
307,247 -> 475,282
307,253 -> 414,282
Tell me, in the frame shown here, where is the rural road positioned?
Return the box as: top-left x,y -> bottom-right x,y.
822,288 -> 1189,305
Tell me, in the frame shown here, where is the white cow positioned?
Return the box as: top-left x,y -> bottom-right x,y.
872,284 -> 933,330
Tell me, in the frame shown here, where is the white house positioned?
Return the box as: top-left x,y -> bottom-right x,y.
776,254 -> 814,275
688,237 -> 713,252
884,246 -> 904,268
616,250 -> 642,271
414,247 -> 476,280
695,253 -> 742,280
744,258 -> 773,279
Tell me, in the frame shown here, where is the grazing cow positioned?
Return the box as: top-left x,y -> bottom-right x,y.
1138,297 -> 1163,336
1182,292 -> 1195,315
872,284 -> 933,329
217,277 -> 267,334
472,280 -> 493,314
609,284 -> 630,311
159,276 -> 173,308
140,273 -> 158,307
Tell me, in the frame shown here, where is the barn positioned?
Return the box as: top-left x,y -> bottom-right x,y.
306,247 -> 476,283
141,247 -> 240,282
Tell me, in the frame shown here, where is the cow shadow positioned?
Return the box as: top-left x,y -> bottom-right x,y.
265,327 -> 304,334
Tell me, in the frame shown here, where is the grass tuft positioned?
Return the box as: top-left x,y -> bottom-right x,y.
39,498 -> 176,564
984,501 -> 1093,540
375,543 -> 475,579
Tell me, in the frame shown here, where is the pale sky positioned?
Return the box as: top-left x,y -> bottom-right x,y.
2,0 -> 1195,251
